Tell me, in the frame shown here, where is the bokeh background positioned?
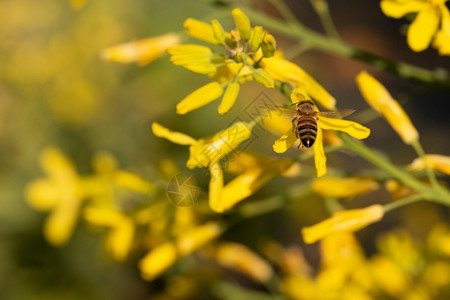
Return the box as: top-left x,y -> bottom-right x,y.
1,0 -> 449,299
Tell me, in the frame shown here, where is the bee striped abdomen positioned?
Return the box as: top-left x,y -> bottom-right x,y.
296,116 -> 317,148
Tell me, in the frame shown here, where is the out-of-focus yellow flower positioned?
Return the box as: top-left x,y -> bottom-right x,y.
139,242 -> 178,281
380,0 -> 450,53
312,177 -> 379,199
302,205 -> 384,244
356,71 -> 418,144
152,121 -> 252,169
260,57 -> 336,110
273,90 -> 370,177
317,233 -> 373,296
176,221 -> 222,256
369,256 -> 408,297
408,154 -> 450,175
101,33 -> 180,65
385,179 -> 416,200
427,224 -> 450,256
84,207 -> 134,261
25,147 -> 83,246
280,275 -> 316,300
210,152 -> 295,212
215,242 -> 274,283
70,0 -> 86,9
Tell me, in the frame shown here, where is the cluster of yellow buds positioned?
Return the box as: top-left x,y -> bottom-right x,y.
167,8 -> 277,115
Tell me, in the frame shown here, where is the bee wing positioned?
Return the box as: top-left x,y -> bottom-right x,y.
263,104 -> 297,120
317,109 -> 355,119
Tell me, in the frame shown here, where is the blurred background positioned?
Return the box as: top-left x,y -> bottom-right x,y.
0,0 -> 449,299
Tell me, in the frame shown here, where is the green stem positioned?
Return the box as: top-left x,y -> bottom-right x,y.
383,194 -> 423,213
309,0 -> 341,39
411,139 -> 440,190
341,134 -> 450,206
240,7 -> 450,89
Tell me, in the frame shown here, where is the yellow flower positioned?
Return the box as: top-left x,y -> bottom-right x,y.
84,207 -> 134,261
408,154 -> 450,175
25,147 -> 83,246
312,177 -> 379,199
380,0 -> 450,53
273,90 -> 370,177
369,256 -> 408,297
260,57 -> 336,110
152,121 -> 253,169
183,18 -> 218,44
210,152 -> 297,212
302,205 -> 384,244
176,221 -> 223,256
175,82 -> 224,115
167,44 -> 218,75
433,5 -> 450,55
139,242 -> 178,281
356,71 -> 418,144
232,8 -> 252,40
152,122 -> 255,212
215,242 -> 274,283
101,33 -> 180,65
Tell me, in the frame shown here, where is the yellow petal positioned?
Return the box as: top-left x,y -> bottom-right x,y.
314,127 -> 327,177
261,57 -> 336,110
432,4 -> 450,55
106,218 -> 134,262
407,5 -> 440,51
221,159 -> 293,211
176,82 -> 224,115
44,195 -> 81,246
369,256 -> 408,297
187,121 -> 252,169
380,0 -> 429,18
408,154 -> 450,175
209,162 -> 224,213
217,82 -> 240,115
302,205 -> 384,244
312,177 -> 379,198
273,131 -> 298,153
317,116 -> 371,140
114,171 -> 155,194
215,242 -> 273,283
101,33 -> 180,65
261,33 -> 277,58
139,242 -> 178,281
211,19 -> 225,43
40,147 -> 76,178
176,222 -> 222,256
25,179 -> 59,210
252,68 -> 275,88
356,71 -> 418,144
183,18 -> 218,44
92,151 -> 117,174
232,8 -> 252,40
152,122 -> 196,145
250,26 -> 264,52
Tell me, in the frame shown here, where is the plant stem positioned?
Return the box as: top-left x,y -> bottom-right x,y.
309,0 -> 341,39
341,134 -> 450,206
411,139 -> 440,190
239,7 -> 450,89
383,194 -> 423,213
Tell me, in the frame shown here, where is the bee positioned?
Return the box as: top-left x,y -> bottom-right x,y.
268,98 -> 354,148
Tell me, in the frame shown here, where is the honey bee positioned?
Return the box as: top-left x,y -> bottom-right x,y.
268,99 -> 354,148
